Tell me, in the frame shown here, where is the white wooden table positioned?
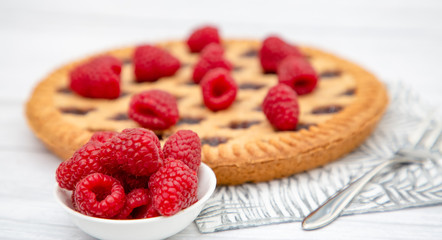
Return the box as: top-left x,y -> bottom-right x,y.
1,1 -> 441,239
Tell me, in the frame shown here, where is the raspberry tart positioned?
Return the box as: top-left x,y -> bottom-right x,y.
26,28 -> 388,185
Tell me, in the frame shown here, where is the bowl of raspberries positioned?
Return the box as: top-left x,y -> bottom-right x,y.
53,128 -> 216,240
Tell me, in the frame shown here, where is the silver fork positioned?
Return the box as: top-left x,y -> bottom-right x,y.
302,118 -> 442,231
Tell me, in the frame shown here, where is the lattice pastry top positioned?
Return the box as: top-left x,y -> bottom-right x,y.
26,39 -> 388,185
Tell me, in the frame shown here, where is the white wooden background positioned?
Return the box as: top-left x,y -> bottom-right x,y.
1,0 -> 442,239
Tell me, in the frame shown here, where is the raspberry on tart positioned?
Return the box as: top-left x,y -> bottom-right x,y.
133,45 -> 181,82
259,36 -> 303,73
186,25 -> 221,53
26,35 -> 389,185
128,90 -> 179,130
200,43 -> 225,58
278,55 -> 318,95
192,48 -> 233,84
70,55 -> 122,99
262,84 -> 300,131
200,68 -> 238,111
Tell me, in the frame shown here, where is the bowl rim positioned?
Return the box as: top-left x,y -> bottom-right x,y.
53,162 -> 216,224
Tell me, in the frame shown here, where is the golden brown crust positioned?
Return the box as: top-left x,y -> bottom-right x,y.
25,39 -> 388,185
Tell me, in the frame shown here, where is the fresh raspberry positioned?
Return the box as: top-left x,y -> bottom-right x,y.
133,45 -> 181,82
71,193 -> 77,210
262,84 -> 300,131
89,131 -> 118,144
186,26 -> 220,53
70,55 -> 122,99
163,130 -> 201,172
200,68 -> 238,111
101,128 -> 163,177
278,55 -> 318,95
56,141 -> 106,191
111,171 -> 150,193
115,188 -> 158,219
192,50 -> 232,84
149,159 -> 198,216
200,43 -> 224,58
141,205 -> 160,218
128,90 -> 179,130
259,36 -> 303,73
74,173 -> 126,218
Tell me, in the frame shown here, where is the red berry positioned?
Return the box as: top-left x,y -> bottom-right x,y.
101,128 -> 163,177
259,36 -> 303,73
200,43 -> 224,58
70,55 -> 122,99
56,141 -> 106,191
128,90 -> 179,130
133,45 -> 181,82
186,26 -> 220,53
201,68 -> 238,111
262,84 -> 300,131
149,159 -> 198,216
163,130 -> 201,172
143,205 -> 161,218
74,173 -> 126,218
71,192 -> 77,210
115,188 -> 158,219
89,131 -> 118,144
111,171 -> 150,193
278,56 -> 318,95
192,51 -> 232,84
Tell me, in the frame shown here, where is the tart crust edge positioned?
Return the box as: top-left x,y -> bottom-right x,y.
25,40 -> 389,185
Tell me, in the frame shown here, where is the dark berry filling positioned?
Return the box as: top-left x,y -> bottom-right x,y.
197,103 -> 206,109
87,128 -> 113,132
57,87 -> 72,94
312,105 -> 343,114
233,66 -> 243,72
241,49 -> 258,58
228,120 -> 261,129
155,132 -> 164,141
341,88 -> 356,96
120,91 -> 129,98
173,95 -> 184,101
319,70 -> 341,79
296,123 -> 317,131
184,80 -> 196,86
109,113 -> 129,121
239,83 -> 265,90
254,106 -> 262,112
201,137 -> 229,146
177,117 -> 204,125
60,107 -> 95,115
122,58 -> 132,65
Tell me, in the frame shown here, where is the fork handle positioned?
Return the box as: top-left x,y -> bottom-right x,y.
302,157 -> 415,230
397,148 -> 440,160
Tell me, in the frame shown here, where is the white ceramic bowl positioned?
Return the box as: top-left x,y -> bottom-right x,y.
54,163 -> 216,240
